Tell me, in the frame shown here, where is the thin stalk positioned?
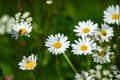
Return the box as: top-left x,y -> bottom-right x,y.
23,36 -> 31,53
116,1 -> 120,67
32,70 -> 38,80
26,71 -> 28,80
0,68 -> 3,80
117,3 -> 120,57
62,53 -> 77,74
86,55 -> 88,71
117,24 -> 120,57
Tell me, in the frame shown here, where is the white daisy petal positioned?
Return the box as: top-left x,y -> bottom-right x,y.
45,33 -> 70,55
74,71 -> 94,80
92,46 -> 114,64
18,54 -> 37,70
103,5 -> 120,25
73,20 -> 98,37
72,36 -> 96,55
95,23 -> 114,42
11,21 -> 32,39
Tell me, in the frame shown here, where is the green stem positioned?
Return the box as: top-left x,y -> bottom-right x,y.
116,2 -> 120,67
117,26 -> 120,56
117,6 -> 120,57
26,71 -> 28,80
32,70 -> 38,80
23,36 -> 31,53
0,68 -> 3,80
62,53 -> 77,74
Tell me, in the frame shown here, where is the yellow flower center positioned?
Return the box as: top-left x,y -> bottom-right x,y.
80,45 -> 88,51
112,13 -> 119,20
26,61 -> 35,69
54,42 -> 62,49
80,78 -> 86,80
18,28 -> 27,35
100,29 -> 107,37
98,50 -> 106,57
82,28 -> 90,34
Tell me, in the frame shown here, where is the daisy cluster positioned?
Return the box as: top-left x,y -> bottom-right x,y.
8,12 -> 38,70
45,5 -> 119,80
73,5 -> 119,80
0,15 -> 13,34
7,4 -> 119,79
89,64 -> 111,80
45,5 -> 117,63
72,5 -> 119,64
10,12 -> 33,39
109,65 -> 120,79
88,65 -> 120,80
72,19 -> 114,63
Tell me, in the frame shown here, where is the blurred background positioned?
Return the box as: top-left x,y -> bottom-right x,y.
0,0 -> 119,80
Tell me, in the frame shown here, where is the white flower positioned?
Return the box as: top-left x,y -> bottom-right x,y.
12,12 -> 32,24
45,33 -> 70,55
103,70 -> 110,76
109,74 -> 113,78
0,15 -> 13,34
15,12 -> 21,21
96,70 -> 102,79
103,5 -> 120,25
46,0 -> 53,4
89,69 -> 96,78
11,21 -> 32,39
0,25 -> 5,34
0,15 -> 10,23
110,65 -> 120,79
116,74 -> 120,78
26,17 -> 33,23
95,64 -> 103,70
74,71 -> 94,80
96,23 -> 114,42
21,12 -> 30,19
89,69 -> 95,74
71,36 -> 96,55
102,77 -> 109,80
111,65 -> 117,70
73,20 -> 98,37
92,46 -> 114,64
89,64 -> 112,79
18,54 -> 37,70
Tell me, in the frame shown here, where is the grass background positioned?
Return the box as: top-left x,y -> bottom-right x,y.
0,0 -> 119,80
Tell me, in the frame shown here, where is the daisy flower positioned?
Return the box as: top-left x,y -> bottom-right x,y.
73,20 -> 98,37
92,46 -> 114,64
13,12 -> 33,24
109,65 -> 120,79
11,21 -> 32,39
74,71 -> 94,80
103,5 -> 120,25
18,54 -> 37,70
0,15 -> 13,35
46,0 -> 53,4
45,33 -> 70,55
71,36 -> 96,55
89,64 -> 111,80
96,23 -> 114,42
